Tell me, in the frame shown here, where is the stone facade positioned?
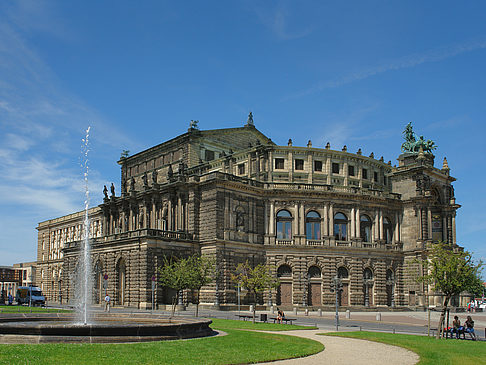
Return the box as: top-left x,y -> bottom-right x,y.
36,120 -> 465,309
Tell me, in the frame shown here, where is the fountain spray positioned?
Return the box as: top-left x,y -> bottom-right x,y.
78,126 -> 92,325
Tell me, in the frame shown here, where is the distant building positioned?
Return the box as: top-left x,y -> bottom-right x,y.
0,266 -> 22,302
36,117 -> 464,309
13,262 -> 37,287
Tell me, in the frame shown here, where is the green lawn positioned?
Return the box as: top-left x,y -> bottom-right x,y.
325,331 -> 486,365
0,318 -> 323,365
0,306 -> 70,313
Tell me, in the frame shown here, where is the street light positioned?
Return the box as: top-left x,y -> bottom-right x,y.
330,275 -> 343,331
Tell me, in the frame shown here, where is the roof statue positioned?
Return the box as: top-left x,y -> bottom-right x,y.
246,112 -> 254,126
189,120 -> 199,130
401,122 -> 437,154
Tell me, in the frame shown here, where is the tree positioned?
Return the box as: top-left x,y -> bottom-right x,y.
416,242 -> 483,339
158,256 -> 192,317
186,255 -> 215,317
231,261 -> 279,323
158,255 -> 215,317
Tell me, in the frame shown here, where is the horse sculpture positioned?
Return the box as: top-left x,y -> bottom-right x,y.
401,122 -> 436,154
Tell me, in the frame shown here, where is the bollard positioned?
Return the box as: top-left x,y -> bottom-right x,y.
393,328 -> 395,334
305,308 -> 309,316
249,305 -> 254,313
359,326 -> 362,331
318,308 -> 322,317
376,312 -> 381,321
345,309 -> 350,319
270,305 -> 275,314
293,307 -> 297,315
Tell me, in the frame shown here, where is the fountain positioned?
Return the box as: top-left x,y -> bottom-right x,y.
77,126 -> 92,325
0,127 -> 213,344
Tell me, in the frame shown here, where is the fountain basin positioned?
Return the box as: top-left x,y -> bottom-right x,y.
0,313 -> 214,343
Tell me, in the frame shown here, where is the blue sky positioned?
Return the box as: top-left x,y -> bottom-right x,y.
1,1 -> 485,274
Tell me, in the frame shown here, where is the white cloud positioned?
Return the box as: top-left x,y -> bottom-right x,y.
289,37 -> 486,99
253,3 -> 313,41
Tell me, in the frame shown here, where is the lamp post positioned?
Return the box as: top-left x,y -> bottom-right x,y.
331,275 -> 342,331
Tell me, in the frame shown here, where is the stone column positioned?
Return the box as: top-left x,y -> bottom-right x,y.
427,208 -> 432,240
168,200 -> 172,230
452,214 -> 457,244
329,204 -> 334,237
299,203 -> 305,237
394,213 -> 400,242
373,211 -> 379,241
323,203 -> 329,236
350,207 -> 355,238
326,156 -> 331,185
293,202 -> 299,239
269,200 -> 275,235
178,195 -> 182,231
264,200 -> 268,235
344,161 -> 349,186
268,150 -> 273,182
356,208 -> 360,239
379,210 -> 383,240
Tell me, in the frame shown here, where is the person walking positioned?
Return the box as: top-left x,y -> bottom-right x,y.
104,294 -> 111,312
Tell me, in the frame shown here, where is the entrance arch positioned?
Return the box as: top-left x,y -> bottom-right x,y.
116,258 -> 126,306
337,267 -> 349,306
307,266 -> 322,306
276,265 -> 292,306
94,260 -> 103,304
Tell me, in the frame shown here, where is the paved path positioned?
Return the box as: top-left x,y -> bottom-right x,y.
257,330 -> 419,365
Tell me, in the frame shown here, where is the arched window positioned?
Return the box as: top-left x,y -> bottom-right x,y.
276,210 -> 292,239
308,266 -> 321,278
360,215 -> 372,242
386,269 -> 395,282
277,264 -> 292,278
363,268 -> 373,280
334,213 -> 348,241
383,217 -> 393,243
337,267 -> 348,279
306,211 -> 321,240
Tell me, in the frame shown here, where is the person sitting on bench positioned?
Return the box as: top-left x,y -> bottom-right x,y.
277,308 -> 285,324
451,316 -> 463,339
464,316 -> 476,340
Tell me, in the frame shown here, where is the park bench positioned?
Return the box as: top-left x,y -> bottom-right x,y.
236,314 -> 254,321
270,317 -> 296,325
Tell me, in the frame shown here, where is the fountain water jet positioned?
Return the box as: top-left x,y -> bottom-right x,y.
77,126 -> 92,325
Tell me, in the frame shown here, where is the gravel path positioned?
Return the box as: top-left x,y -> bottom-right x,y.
257,330 -> 419,365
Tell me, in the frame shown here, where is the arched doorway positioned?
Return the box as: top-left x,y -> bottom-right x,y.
94,260 -> 103,304
363,268 -> 374,306
276,264 -> 292,306
337,267 -> 349,306
116,258 -> 126,306
307,266 -> 322,306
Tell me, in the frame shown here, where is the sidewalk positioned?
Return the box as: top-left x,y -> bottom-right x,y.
256,330 -> 419,365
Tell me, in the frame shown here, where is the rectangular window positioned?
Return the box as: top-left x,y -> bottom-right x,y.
238,163 -> 245,175
348,165 -> 355,176
362,168 -> 368,180
205,150 -> 215,161
332,162 -> 339,174
374,171 -> 378,182
275,158 -> 284,169
295,159 -> 304,170
314,160 -> 322,172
